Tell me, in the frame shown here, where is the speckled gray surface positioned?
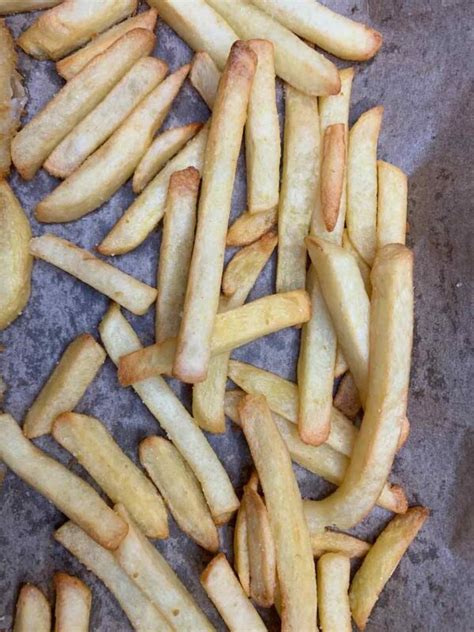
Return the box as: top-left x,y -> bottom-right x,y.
1,1 -> 473,631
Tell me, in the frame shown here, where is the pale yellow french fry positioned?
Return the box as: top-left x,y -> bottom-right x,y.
23,333 -> 106,439
317,553 -> 351,632
201,554 -> 267,632
133,123 -> 203,193
321,123 -> 345,232
222,231 -> 277,297
55,521 -> 173,632
12,29 -> 155,180
190,51 -> 220,109
334,372 -> 361,420
156,167 -> 200,343
347,106 -> 384,265
226,207 -> 277,246
192,348 -> 229,434
56,9 -> 158,80
54,572 -> 91,632
45,57 -> 168,179
234,501 -> 250,595
114,504 -> 215,632
98,124 -> 209,256
18,0 -> 138,60
0,0 -> 61,14
250,0 -> 382,61
13,585 -> 51,632
377,160 -> 408,247
311,531 -> 370,559
0,181 -> 32,330
0,413 -> 127,549
139,436 -> 219,551
30,235 -> 157,316
349,506 -> 429,630
174,42 -> 256,383
342,229 -> 372,295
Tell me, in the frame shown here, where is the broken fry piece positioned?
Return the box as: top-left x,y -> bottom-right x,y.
190,51 -> 221,109
234,500 -> 251,595
226,207 -> 277,246
222,232 -> 277,298
54,572 -> 91,632
311,531 -> 370,559
321,123 -> 346,232
377,160 -> 408,248
317,553 -> 352,632
13,585 -> 51,632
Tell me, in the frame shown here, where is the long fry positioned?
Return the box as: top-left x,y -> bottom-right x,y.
377,160 -> 408,247
227,206 -> 277,246
53,573 -> 91,632
190,51 -> 221,109
13,585 -> 51,632
317,553 -> 352,632
0,0 -> 61,14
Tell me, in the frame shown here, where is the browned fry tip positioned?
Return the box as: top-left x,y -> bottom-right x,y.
321,123 -> 345,232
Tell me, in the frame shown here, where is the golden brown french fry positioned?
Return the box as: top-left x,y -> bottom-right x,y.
0,0 -> 61,14
334,372 -> 361,420
156,167 -> 200,342
56,9 -> 158,80
18,0 -> 137,60
54,572 -> 91,632
30,235 -> 157,316
222,232 -> 277,297
133,123 -> 203,193
317,553 -> 351,632
12,29 -> 155,180
377,160 -> 408,247
342,229 -> 371,295
311,531 -> 370,559
234,501 -> 250,595
174,42 -> 256,383
98,124 -> 209,256
23,333 -> 106,439
13,585 -> 51,632
99,304 -> 239,525
226,207 -> 277,246
114,504 -> 215,632
139,436 -> 219,551
45,57 -> 168,179
0,413 -> 127,549
321,123 -> 346,232
349,507 -> 429,630
347,106 -> 384,265
0,181 -> 32,330
190,51 -> 220,109
55,522 -> 173,632
201,554 -> 267,632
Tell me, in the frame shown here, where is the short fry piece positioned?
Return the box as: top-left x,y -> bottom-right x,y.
30,235 -> 157,316
226,207 -> 277,246
222,231 -> 277,297
342,230 -> 371,295
0,0 -> 61,14
234,502 -> 250,595
321,123 -> 345,232
377,160 -> 408,247
317,553 -> 351,632
311,531 -> 370,559
190,51 -> 220,109
334,372 -> 361,420
54,572 -> 91,632
13,585 -> 50,632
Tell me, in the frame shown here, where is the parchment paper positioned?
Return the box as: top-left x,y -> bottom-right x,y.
1,1 -> 473,630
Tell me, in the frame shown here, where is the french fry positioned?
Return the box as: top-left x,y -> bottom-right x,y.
377,160 -> 408,247
0,413 -> 127,549
349,506 -> 429,630
38,63 -> 190,222
13,585 -> 51,632
98,124 -> 209,256
226,206 -> 277,246
99,304 -> 239,525
0,0 -> 61,14
239,394 -> 317,631
334,372 -> 361,420
321,123 -> 346,232
55,521 -> 173,632
56,9 -> 158,80
156,167 -> 200,342
317,553 -> 352,632
45,57 -> 168,179
0,181 -> 32,330
335,347 -> 348,378
346,106 -> 384,265
54,572 -> 91,632
18,0 -> 138,60
342,229 -> 371,295
173,42 -> 256,383
139,437 -> 219,551
190,51 -> 221,109
114,504 -> 215,632
133,123 -> 203,193
234,501 -> 250,595
30,235 -> 157,316
311,531 -> 370,559
201,554 -> 267,632
192,346 -> 229,434
52,412 -> 168,539
12,29 -> 155,180
250,0 -> 382,61
23,333 -> 106,439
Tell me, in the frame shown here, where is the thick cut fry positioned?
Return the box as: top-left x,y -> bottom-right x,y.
377,160 -> 408,247
317,553 -> 351,632
342,230 -> 371,295
174,42 -> 256,383
156,167 -> 200,342
246,39 -> 280,213
54,572 -> 91,632
99,304 -> 239,524
0,413 -> 127,549
334,372 -> 361,420
190,51 -> 220,109
57,9 -> 158,80
30,235 -> 157,316
45,57 -> 167,179
234,501 -> 250,595
250,0 -> 382,61
201,554 -> 267,632
114,505 -> 215,632
347,106 -> 383,265
311,531 -> 370,559
0,181 -> 32,330
349,507 -> 429,630
38,64 -> 190,222
321,123 -> 345,232
18,0 -> 137,60
222,232 -> 277,297
134,123 -> 203,193
0,0 -> 61,14
277,84 -> 319,292
12,29 -> 155,180
55,522 -> 173,632
240,394 -> 317,631
227,207 -> 277,246
139,437 -> 218,551
99,124 -> 209,255
23,333 -> 105,439
13,585 -> 50,632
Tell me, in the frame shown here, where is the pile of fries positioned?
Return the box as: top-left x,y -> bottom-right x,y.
0,1 -> 428,630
